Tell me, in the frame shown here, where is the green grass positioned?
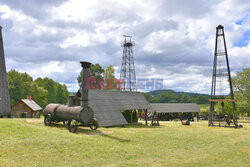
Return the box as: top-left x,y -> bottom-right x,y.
0,119 -> 250,167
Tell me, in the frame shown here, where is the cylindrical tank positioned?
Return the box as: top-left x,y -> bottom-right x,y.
55,105 -> 82,122
43,103 -> 93,123
43,103 -> 61,118
43,61 -> 94,125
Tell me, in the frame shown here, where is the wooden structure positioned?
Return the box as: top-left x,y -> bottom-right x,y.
11,96 -> 42,118
72,89 -> 150,126
0,25 -> 11,117
209,25 -> 238,128
43,61 -> 151,133
149,103 -> 200,122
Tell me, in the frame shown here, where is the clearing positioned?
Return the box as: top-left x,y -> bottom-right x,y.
0,119 -> 249,167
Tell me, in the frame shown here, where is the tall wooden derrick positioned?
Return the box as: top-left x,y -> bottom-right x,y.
208,25 -> 238,128
0,25 -> 11,117
120,35 -> 137,91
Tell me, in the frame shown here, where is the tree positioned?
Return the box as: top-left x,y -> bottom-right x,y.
56,83 -> 68,104
7,70 -> 68,108
215,97 -> 238,116
35,77 -> 57,103
7,70 -> 48,107
104,65 -> 115,81
35,77 -> 69,105
152,92 -> 177,103
27,82 -> 48,108
196,95 -> 210,104
77,64 -> 104,86
7,70 -> 25,105
143,93 -> 153,102
232,68 -> 250,116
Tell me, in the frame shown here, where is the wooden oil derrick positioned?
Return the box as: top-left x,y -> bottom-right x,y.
208,25 -> 238,128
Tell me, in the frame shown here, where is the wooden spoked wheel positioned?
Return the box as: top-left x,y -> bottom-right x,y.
89,118 -> 99,130
44,114 -> 52,126
68,120 -> 78,133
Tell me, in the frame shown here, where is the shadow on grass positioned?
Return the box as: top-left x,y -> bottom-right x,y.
115,122 -> 162,129
100,134 -> 130,143
48,122 -> 131,142
49,123 -> 99,134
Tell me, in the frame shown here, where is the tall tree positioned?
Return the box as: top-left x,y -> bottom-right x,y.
77,64 -> 104,86
104,65 -> 115,81
7,70 -> 25,105
27,82 -> 48,108
56,83 -> 68,104
35,77 -> 57,103
232,68 -> 250,116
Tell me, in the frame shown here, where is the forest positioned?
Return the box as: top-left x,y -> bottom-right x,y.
6,67 -> 249,116
7,70 -> 68,108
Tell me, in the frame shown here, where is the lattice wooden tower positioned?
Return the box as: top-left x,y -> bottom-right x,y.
208,25 -> 238,127
120,35 -> 137,91
0,25 -> 11,117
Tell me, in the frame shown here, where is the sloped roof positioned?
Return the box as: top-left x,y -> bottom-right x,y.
78,89 -> 151,127
149,103 -> 200,113
21,99 -> 42,111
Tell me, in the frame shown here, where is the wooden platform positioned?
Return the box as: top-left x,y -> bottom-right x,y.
209,99 -> 237,102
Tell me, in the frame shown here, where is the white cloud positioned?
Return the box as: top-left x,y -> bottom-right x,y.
0,0 -> 250,93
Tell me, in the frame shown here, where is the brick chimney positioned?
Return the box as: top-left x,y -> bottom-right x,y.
27,96 -> 32,100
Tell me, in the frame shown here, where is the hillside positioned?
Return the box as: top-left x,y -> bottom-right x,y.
148,89 -> 210,97
144,89 -> 210,104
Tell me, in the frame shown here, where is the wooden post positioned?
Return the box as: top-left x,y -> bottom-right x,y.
157,113 -> 160,126
151,114 -> 154,126
145,109 -> 148,125
130,110 -> 133,124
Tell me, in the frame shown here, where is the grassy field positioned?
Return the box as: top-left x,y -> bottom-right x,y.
0,119 -> 250,167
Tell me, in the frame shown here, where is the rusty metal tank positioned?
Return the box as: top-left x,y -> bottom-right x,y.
43,61 -> 98,132
43,104 -> 93,123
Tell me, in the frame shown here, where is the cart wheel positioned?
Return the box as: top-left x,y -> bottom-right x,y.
44,114 -> 52,126
68,120 -> 78,133
90,118 -> 99,130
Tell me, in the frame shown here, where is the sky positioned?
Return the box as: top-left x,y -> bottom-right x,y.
0,0 -> 249,94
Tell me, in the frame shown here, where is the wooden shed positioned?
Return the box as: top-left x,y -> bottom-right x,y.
69,89 -> 151,127
11,96 -> 42,118
149,103 -> 201,121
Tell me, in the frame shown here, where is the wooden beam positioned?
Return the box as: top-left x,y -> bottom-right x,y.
145,109 -> 148,125
130,110 -> 133,124
209,99 -> 237,102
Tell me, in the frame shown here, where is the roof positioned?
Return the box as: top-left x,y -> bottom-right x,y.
20,99 -> 42,111
78,89 -> 151,127
149,103 -> 200,113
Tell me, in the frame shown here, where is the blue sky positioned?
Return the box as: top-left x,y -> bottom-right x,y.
0,0 -> 250,94
233,30 -> 250,47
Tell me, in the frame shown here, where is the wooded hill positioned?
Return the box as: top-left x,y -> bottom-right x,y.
143,89 -> 210,104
